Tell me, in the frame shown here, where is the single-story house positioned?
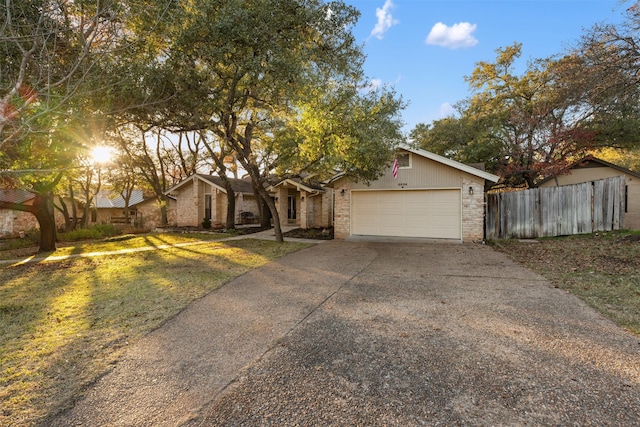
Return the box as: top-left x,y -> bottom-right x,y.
538,156 -> 640,230
94,189 -> 146,225
135,195 -> 177,229
329,145 -> 500,242
166,174 -> 259,227
0,189 -> 81,236
0,189 -> 39,237
269,178 -> 332,229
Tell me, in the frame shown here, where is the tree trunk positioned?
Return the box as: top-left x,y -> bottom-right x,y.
69,184 -> 79,231
262,190 -> 283,242
217,175 -> 236,229
225,187 -> 236,229
241,161 -> 283,241
32,192 -> 57,252
259,197 -> 272,229
54,196 -> 72,232
160,198 -> 168,225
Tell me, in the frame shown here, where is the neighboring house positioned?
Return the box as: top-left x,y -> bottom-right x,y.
94,190 -> 145,225
538,156 -> 640,230
329,145 -> 500,242
0,189 -> 38,237
166,174 -> 259,227
0,189 -> 75,236
136,195 -> 177,229
269,178 -> 333,229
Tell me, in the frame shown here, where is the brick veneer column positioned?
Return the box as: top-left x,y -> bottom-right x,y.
462,177 -> 485,242
334,182 -> 350,239
299,190 -> 308,229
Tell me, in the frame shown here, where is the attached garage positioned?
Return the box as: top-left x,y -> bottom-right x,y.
331,145 -> 500,242
351,189 -> 461,239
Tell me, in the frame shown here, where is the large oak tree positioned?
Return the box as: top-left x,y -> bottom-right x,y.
131,0 -> 405,241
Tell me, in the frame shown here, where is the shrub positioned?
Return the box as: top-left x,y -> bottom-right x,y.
58,224 -> 120,242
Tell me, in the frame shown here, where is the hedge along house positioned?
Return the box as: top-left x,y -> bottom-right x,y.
330,145 -> 500,242
166,174 -> 259,227
538,156 -> 640,230
269,178 -> 333,229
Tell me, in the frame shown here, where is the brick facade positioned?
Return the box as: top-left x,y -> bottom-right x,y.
461,177 -> 486,242
331,146 -> 498,242
333,183 -> 351,239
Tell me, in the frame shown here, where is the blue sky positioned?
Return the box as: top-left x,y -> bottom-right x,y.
344,0 -> 629,133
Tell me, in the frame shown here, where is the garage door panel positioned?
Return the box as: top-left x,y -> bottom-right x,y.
351,190 -> 461,239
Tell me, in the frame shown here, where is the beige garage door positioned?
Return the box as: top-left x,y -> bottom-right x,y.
351,189 -> 461,239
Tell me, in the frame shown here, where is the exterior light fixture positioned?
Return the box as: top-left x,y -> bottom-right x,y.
468,186 -> 474,195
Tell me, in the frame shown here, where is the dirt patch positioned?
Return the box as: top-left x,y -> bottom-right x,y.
284,227 -> 333,240
490,230 -> 640,335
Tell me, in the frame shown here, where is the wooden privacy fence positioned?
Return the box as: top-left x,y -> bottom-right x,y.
486,176 -> 625,239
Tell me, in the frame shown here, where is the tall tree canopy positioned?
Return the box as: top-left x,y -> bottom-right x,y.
0,0 -> 177,250
413,3 -> 640,188
569,1 -> 640,148
123,0 -> 405,241
1,0 -> 122,250
414,44 -> 603,187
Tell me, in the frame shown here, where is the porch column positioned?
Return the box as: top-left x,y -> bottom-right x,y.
321,189 -> 332,228
300,190 -> 309,229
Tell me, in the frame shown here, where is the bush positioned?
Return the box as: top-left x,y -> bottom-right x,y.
59,224 -> 120,242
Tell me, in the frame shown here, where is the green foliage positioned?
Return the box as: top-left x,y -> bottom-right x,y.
275,84 -> 406,182
415,43 -> 599,187
411,116 -> 502,173
59,224 -> 120,242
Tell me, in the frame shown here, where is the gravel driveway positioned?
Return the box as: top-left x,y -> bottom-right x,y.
48,240 -> 640,426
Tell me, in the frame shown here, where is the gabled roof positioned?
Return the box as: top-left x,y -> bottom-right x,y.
537,155 -> 640,186
94,190 -> 145,209
0,188 -> 36,205
399,144 -> 500,183
270,178 -> 325,194
166,174 -> 255,195
328,144 -> 500,184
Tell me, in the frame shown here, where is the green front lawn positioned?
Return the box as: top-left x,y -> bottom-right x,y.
0,236 -> 310,427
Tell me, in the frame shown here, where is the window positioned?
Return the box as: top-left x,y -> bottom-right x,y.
204,194 -> 212,220
625,185 -> 628,213
397,152 -> 411,168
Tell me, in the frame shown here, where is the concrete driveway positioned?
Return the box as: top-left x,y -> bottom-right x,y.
48,240 -> 640,426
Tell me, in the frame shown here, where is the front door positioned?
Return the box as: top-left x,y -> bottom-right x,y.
287,195 -> 296,222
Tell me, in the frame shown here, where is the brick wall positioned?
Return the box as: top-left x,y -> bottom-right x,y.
321,189 -> 333,228
461,177 -> 486,242
333,182 -> 350,239
175,178 -> 199,227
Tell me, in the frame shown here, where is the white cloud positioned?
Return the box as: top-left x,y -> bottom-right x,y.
438,102 -> 455,117
425,22 -> 478,49
370,0 -> 399,40
369,78 -> 383,90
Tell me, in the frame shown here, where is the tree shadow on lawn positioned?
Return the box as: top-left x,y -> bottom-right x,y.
0,239 -> 305,427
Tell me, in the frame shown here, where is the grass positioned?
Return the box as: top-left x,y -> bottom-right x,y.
0,232 -> 228,261
490,230 -> 640,336
0,235 -> 311,427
